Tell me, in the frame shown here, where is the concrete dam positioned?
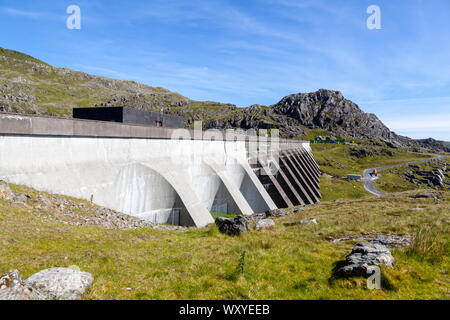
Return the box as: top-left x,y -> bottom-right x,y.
0,113 -> 321,227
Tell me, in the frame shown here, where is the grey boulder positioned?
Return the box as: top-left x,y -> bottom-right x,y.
255,219 -> 275,230
215,216 -> 249,236
0,270 -> 45,300
336,243 -> 394,277
25,267 -> 94,300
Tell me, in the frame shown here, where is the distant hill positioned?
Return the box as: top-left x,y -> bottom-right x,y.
415,138 -> 450,153
1,47 -> 448,151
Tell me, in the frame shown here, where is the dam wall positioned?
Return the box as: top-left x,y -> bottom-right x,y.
0,113 -> 321,227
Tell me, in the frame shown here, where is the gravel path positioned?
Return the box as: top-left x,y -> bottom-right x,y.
362,154 -> 446,196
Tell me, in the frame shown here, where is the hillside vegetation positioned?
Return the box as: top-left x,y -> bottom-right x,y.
0,48 -> 191,117
0,181 -> 448,300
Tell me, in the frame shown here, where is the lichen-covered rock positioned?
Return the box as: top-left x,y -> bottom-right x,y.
255,219 -> 275,230
336,243 -> 394,277
0,270 -> 45,300
0,181 -> 14,201
215,216 -> 249,236
25,267 -> 94,300
265,209 -> 289,218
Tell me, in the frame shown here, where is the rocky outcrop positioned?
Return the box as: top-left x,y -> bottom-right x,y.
272,89 -> 413,148
404,161 -> 449,189
336,243 -> 394,277
330,234 -> 412,248
215,216 -> 250,236
203,104 -> 306,138
0,268 -> 93,300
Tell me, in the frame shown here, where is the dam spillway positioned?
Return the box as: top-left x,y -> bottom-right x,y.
0,113 -> 321,227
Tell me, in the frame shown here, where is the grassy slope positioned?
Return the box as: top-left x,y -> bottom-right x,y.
0,185 -> 448,300
0,48 -> 191,117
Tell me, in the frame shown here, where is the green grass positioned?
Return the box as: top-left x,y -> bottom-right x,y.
211,212 -> 237,219
320,175 -> 369,202
0,48 -> 50,66
0,184 -> 449,300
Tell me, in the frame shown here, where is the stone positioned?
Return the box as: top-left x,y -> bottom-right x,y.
215,216 -> 249,236
336,243 -> 394,277
25,267 -> 94,300
0,181 -> 14,201
370,235 -> 411,248
0,270 -> 45,300
13,193 -> 31,203
255,219 -> 275,230
265,209 -> 288,218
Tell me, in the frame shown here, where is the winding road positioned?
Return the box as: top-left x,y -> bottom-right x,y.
362,154 -> 446,196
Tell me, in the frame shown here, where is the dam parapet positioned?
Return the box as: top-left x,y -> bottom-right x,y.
0,113 -> 321,227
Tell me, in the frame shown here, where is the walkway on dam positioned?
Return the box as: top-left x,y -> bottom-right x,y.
362,154 -> 446,196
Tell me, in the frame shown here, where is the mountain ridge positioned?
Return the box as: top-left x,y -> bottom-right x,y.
0,47 -> 448,152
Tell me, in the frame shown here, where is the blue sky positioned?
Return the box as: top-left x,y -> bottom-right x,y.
1,0 -> 449,140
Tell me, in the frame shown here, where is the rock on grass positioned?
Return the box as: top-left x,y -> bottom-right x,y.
25,267 -> 94,300
215,216 -> 249,236
336,243 -> 394,278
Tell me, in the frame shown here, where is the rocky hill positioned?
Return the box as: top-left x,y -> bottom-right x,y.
0,48 -> 191,117
415,138 -> 450,153
1,47 -> 448,151
272,90 -> 411,147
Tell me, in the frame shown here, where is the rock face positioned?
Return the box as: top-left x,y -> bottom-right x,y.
255,219 -> 275,230
203,104 -> 306,138
405,161 -> 448,189
336,243 -> 394,277
215,216 -> 250,236
25,268 -> 94,300
0,270 -> 45,300
272,89 -> 412,148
